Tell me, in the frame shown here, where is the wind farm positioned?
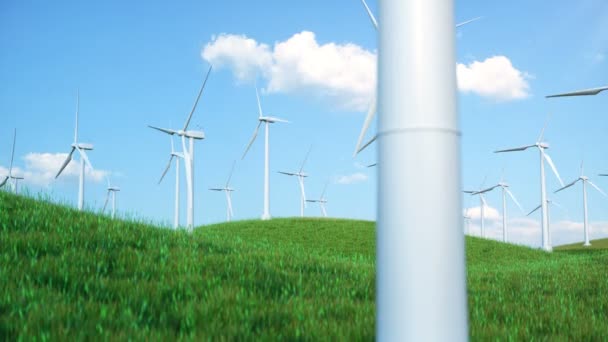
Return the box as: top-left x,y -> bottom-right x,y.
2,0 -> 608,340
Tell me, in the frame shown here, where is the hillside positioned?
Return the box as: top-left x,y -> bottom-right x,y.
1,191 -> 607,340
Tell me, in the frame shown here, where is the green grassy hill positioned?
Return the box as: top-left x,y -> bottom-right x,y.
555,238 -> 608,251
1,191 -> 607,340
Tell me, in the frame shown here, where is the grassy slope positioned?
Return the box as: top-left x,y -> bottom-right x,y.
1,192 -> 607,340
556,238 -> 608,250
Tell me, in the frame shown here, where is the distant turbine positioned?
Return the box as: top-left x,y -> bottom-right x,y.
527,199 -> 567,247
103,177 -> 120,219
148,65 -> 212,231
546,86 -> 608,98
495,117 -> 564,252
279,146 -> 312,217
555,162 -> 606,246
209,161 -> 237,222
56,90 -> 95,211
242,86 -> 289,220
353,0 -> 482,156
158,137 -> 184,229
472,174 -> 524,243
306,181 -> 329,217
1,129 -> 24,193
463,188 -> 489,238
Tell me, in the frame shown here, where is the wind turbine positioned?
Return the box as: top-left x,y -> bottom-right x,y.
242,86 -> 289,220
278,146 -> 312,218
527,198 -> 567,247
209,161 -> 237,222
306,181 -> 329,217
463,187 -> 489,238
353,0 -> 482,156
554,162 -> 606,246
158,137 -> 184,229
472,175 -> 525,243
148,65 -> 212,231
495,118 -> 564,252
546,86 -> 608,98
55,91 -> 95,211
102,177 -> 120,219
1,129 -> 24,194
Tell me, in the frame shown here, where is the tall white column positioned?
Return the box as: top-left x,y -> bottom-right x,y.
112,191 -> 116,219
502,187 -> 508,242
480,195 -> 485,238
78,157 -> 85,211
583,181 -> 590,246
189,137 -> 195,230
377,0 -> 468,340
262,122 -> 271,220
174,158 -> 180,229
540,149 -> 551,251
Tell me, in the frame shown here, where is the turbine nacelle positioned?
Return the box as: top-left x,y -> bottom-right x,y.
108,186 -> 121,192
259,116 -> 289,124
537,142 -> 549,149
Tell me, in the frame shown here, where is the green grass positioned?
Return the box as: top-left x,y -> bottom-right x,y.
1,191 -> 607,340
555,238 -> 608,251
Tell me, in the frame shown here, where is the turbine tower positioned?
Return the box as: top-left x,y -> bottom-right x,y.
56,90 -> 95,211
158,137 -> 184,229
278,146 -> 312,218
353,0 -> 481,156
209,161 -> 237,222
377,0 -> 468,339
472,175 -> 524,243
306,181 -> 329,217
546,86 -> 608,98
495,118 -> 564,252
103,177 -> 120,219
242,86 -> 289,220
527,198 -> 566,247
148,65 -> 212,231
555,162 -> 606,246
1,129 -> 24,194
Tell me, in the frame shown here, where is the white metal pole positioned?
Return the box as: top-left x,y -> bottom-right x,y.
181,136 -> 193,230
262,122 -> 271,220
174,158 -> 180,229
539,149 -> 551,251
377,0 -> 468,340
480,195 -> 485,238
79,157 -> 85,211
502,187 -> 507,243
189,137 -> 195,230
225,191 -> 231,222
583,181 -> 590,246
112,191 -> 116,219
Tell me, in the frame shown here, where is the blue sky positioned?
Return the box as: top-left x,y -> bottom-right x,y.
1,0 -> 607,247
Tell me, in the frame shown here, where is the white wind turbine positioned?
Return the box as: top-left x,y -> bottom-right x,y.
463,184 -> 489,238
472,174 -> 525,243
527,198 -> 567,247
56,91 -> 95,211
546,86 -> 608,98
554,162 -> 606,247
1,129 -> 24,193
158,137 -> 184,229
353,0 -> 482,155
306,181 -> 329,217
103,177 -> 120,219
209,161 -> 237,222
148,65 -> 212,231
495,119 -> 564,252
242,86 -> 289,220
278,146 -> 312,218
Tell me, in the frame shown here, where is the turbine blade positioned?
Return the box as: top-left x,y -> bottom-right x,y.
456,16 -> 482,27
494,145 -> 535,153
367,163 -> 377,168
298,177 -> 307,206
505,188 -> 525,214
357,135 -> 377,154
8,128 -> 16,176
554,179 -> 578,193
208,188 -> 224,191
588,180 -> 607,197
527,204 -> 541,216
148,125 -> 177,135
542,151 -> 564,187
278,171 -> 296,176
320,180 -> 329,198
472,184 -> 499,195
158,155 -> 175,184
102,191 -> 110,212
0,176 -> 7,188
600,174 -> 608,177
242,121 -> 262,159
321,203 -> 327,217
255,86 -> 263,118
551,200 -> 567,214
55,147 -> 75,178
225,160 -> 237,187
266,116 -> 290,123
299,145 -> 313,173
480,194 -> 487,207
360,0 -> 378,30
226,192 -> 234,218
183,65 -> 212,131
546,86 -> 608,98
354,95 -> 377,156
537,113 -> 552,142
76,147 -> 94,171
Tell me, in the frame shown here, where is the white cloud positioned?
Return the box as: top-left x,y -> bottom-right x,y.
203,33 -> 531,110
336,172 -> 368,185
202,31 -> 376,111
457,56 -> 530,101
0,152 -> 108,188
464,205 -> 501,221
